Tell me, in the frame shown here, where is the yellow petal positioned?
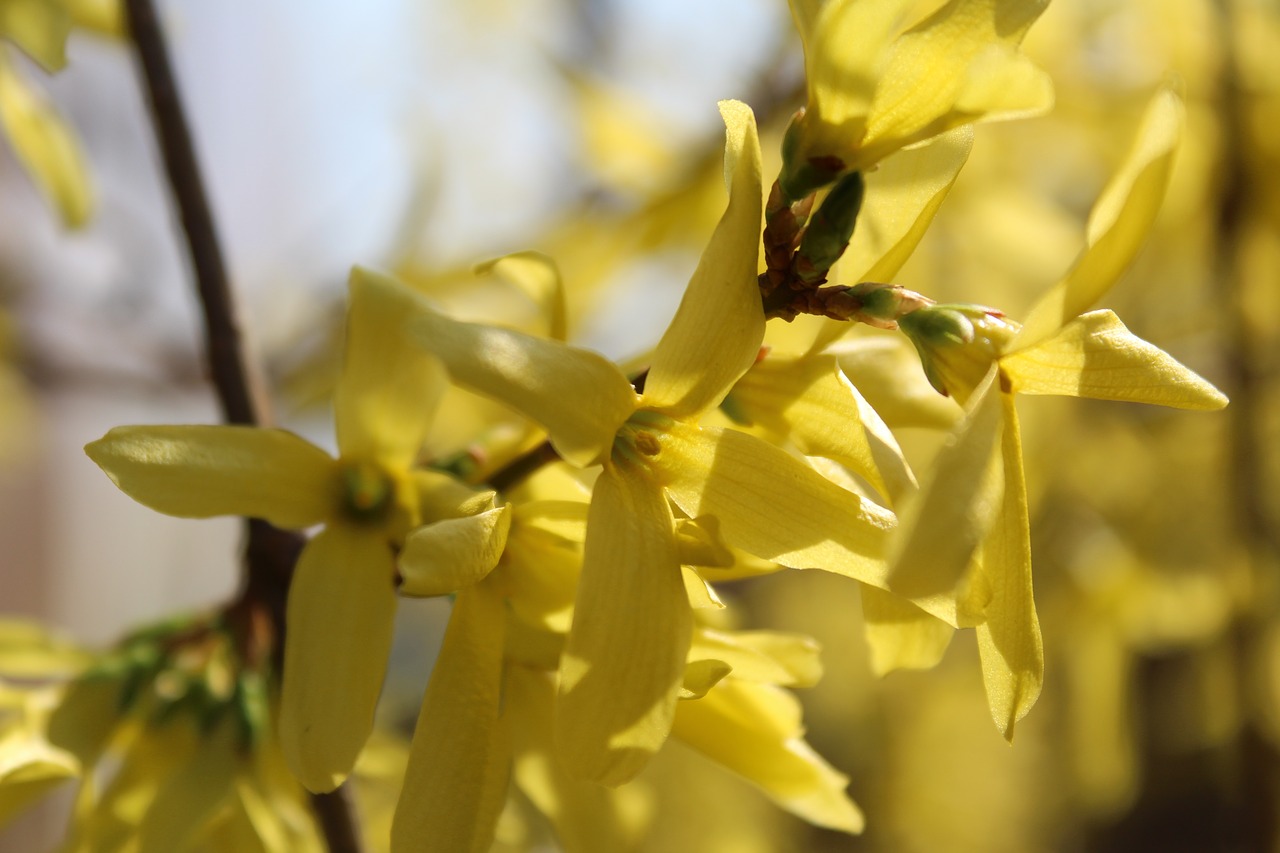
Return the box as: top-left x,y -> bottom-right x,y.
797,0 -> 914,159
0,620 -> 90,677
0,732 -> 79,826
680,659 -> 733,699
0,0 -> 69,71
507,667 -> 650,853
85,425 -> 338,529
671,680 -> 864,833
556,461 -> 691,786
410,303 -> 635,467
501,506 -> 583,634
643,100 -> 764,419
398,505 -> 512,597
690,628 -> 823,688
858,0 -> 1052,166
974,392 -> 1043,740
729,354 -> 913,502
280,526 -> 397,792
136,720 -> 239,853
681,566 -> 724,610
859,586 -> 954,675
393,582 -> 509,853
655,423 -> 895,590
0,52 -> 92,227
1015,87 -> 1183,349
476,251 -> 568,341
835,336 -> 963,430
887,372 -> 1003,615
1000,310 -> 1227,410
336,268 -> 448,470
673,516 -> 735,568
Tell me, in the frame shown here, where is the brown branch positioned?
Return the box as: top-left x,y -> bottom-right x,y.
124,3 -> 363,850
124,0 -> 267,427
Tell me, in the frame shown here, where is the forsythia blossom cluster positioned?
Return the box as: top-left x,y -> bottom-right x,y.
0,0 -> 1230,850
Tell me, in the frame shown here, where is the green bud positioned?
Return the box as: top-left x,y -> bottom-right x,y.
899,303 -> 1020,402
795,172 -> 865,285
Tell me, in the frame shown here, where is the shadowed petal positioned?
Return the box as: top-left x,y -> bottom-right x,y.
555,461 -> 691,786
392,582 -> 509,853
280,526 -> 397,792
974,392 -> 1043,740
656,423 -> 897,591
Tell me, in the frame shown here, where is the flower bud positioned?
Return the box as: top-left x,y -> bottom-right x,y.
795,171 -> 865,285
899,303 -> 1020,403
779,109 -> 846,202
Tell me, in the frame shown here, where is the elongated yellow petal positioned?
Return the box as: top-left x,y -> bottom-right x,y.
556,461 -> 691,786
835,337 -> 963,430
410,305 -> 635,467
86,425 -> 338,529
888,372 -> 1003,611
477,251 -> 568,341
690,628 -> 823,688
1015,88 -> 1183,349
799,0 -> 914,157
507,667 -> 650,853
0,53 -> 91,226
655,423 -> 896,590
860,585 -> 954,674
0,0 -> 69,71
974,393 -> 1043,740
643,100 -> 764,420
1001,310 -> 1227,409
859,0 -> 1052,166
398,505 -> 511,597
137,720 -> 239,853
336,269 -> 448,469
393,582 -> 509,853
671,680 -> 864,833
280,526 -> 397,792
729,354 -> 913,502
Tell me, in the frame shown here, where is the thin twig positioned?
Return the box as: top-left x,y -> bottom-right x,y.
124,0 -> 267,427
124,3 -> 363,850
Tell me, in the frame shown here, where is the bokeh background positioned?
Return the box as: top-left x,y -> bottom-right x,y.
3,0 -> 1279,850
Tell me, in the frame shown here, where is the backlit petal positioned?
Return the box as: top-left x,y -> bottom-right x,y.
398,505 -> 512,597
859,0 -> 1051,166
1001,310 -> 1227,409
137,720 -> 239,853
860,586 -> 954,675
0,734 -> 78,826
729,354 -> 913,502
690,628 -> 823,688
656,423 -> 896,590
336,268 -> 448,469
280,526 -> 397,792
393,582 -> 509,853
973,393 -> 1043,740
643,100 -> 764,419
556,461 -> 691,786
672,679 -> 864,833
86,425 -> 337,529
508,667 -> 650,853
476,251 -> 568,341
1015,87 -> 1183,349
410,305 -> 635,467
